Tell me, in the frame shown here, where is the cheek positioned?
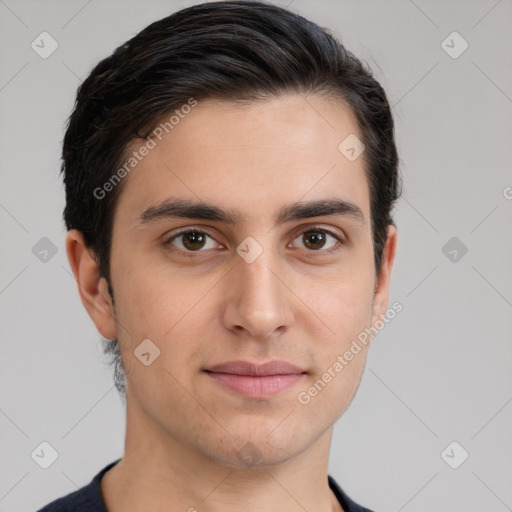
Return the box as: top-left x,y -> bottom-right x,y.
315,266 -> 375,345
114,273 -> 208,408
294,342 -> 369,434
334,284 -> 374,340
112,262 -> 216,374
301,264 -> 374,407
114,257 -> 202,332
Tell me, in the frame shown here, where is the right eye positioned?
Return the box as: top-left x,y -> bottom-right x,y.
163,229 -> 223,253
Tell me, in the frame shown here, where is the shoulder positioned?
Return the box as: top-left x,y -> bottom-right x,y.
328,475 -> 376,512
36,460 -> 120,512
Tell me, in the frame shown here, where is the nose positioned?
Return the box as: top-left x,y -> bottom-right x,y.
221,246 -> 294,341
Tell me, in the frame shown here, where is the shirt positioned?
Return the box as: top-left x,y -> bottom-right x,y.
36,459 -> 374,512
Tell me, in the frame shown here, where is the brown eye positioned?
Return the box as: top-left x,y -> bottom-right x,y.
291,228 -> 342,252
165,230 -> 218,252
303,231 -> 327,250
181,231 -> 207,250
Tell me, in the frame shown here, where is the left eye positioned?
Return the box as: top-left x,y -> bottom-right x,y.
291,229 -> 341,251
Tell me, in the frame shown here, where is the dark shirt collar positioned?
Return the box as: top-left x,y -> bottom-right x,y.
38,459 -> 374,512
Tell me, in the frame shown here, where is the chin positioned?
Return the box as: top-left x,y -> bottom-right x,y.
202,425 -> 311,469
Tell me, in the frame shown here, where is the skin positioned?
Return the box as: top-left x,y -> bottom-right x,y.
67,93 -> 397,512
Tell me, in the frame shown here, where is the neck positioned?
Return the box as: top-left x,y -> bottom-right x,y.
101,393 -> 344,512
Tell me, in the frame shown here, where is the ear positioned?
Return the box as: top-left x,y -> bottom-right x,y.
371,224 -> 398,326
65,229 -> 117,339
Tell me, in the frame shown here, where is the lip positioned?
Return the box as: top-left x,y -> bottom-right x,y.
204,360 -> 306,398
206,360 -> 305,376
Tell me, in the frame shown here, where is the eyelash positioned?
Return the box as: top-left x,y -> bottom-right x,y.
162,226 -> 345,257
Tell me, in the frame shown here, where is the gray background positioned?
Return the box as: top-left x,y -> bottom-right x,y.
1,0 -> 511,510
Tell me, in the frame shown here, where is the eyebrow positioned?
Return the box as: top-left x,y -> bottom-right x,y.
135,197 -> 364,228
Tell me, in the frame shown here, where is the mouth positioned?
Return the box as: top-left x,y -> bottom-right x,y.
203,360 -> 307,398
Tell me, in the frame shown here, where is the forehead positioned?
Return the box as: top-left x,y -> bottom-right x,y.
114,93 -> 370,228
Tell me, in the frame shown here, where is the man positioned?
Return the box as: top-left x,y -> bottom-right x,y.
38,1 -> 400,510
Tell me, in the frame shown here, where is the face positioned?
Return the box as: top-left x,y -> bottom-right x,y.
90,93 -> 396,467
